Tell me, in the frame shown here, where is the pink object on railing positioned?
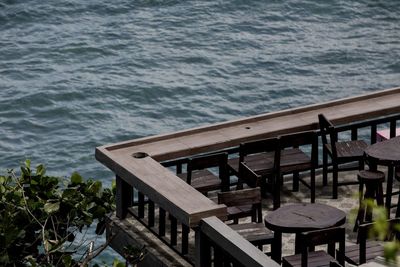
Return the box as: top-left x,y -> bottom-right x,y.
376,128 -> 400,142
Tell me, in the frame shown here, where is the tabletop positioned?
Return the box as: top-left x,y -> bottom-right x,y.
364,136 -> 400,165
264,203 -> 346,233
264,203 -> 346,263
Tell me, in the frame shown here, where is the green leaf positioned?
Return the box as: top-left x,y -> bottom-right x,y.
21,166 -> 30,178
70,172 -> 83,185
25,159 -> 31,169
112,259 -> 125,267
36,164 -> 46,176
44,202 -> 60,214
384,241 -> 398,263
24,256 -> 37,267
62,255 -> 72,267
88,181 -> 102,194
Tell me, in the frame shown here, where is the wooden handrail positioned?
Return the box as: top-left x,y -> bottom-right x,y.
97,86 -> 400,162
96,149 -> 227,227
197,216 -> 279,267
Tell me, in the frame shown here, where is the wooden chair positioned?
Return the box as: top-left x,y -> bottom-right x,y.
177,152 -> 229,195
318,114 -> 368,199
343,218 -> 400,265
227,137 -> 279,196
282,227 -> 345,267
276,130 -> 318,207
218,187 -> 274,250
229,132 -> 317,209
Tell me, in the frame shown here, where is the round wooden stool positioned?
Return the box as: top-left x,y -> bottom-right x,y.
354,170 -> 385,231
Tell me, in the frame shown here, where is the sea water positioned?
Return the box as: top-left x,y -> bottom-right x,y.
1,0 -> 399,263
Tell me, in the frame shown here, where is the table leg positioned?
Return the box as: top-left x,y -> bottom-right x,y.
294,234 -> 315,254
385,166 -> 394,218
271,231 -> 282,264
295,233 -> 301,254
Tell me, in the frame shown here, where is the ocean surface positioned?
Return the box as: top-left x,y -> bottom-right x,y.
1,0 -> 400,263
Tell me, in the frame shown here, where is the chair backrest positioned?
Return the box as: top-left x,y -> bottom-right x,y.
329,260 -> 343,267
186,152 -> 229,191
238,161 -> 262,188
358,218 -> 400,264
217,187 -> 262,223
299,227 -> 345,267
318,113 -> 338,157
278,130 -> 318,167
238,137 -> 279,163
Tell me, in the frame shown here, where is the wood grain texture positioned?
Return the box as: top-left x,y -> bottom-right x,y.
97,87 -> 400,161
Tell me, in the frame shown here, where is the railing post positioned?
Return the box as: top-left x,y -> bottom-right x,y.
148,200 -> 155,227
116,175 -> 133,219
351,128 -> 358,140
390,119 -> 397,138
159,208 -> 166,237
195,227 -> 211,267
182,224 -> 190,255
138,192 -> 145,218
170,216 -> 177,246
371,124 -> 377,144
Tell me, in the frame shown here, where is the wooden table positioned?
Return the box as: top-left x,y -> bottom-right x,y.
264,203 -> 346,263
364,136 -> 400,214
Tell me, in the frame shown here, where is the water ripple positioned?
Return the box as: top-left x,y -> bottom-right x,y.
0,0 -> 400,262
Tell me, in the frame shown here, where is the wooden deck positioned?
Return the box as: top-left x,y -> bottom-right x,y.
96,87 -> 400,228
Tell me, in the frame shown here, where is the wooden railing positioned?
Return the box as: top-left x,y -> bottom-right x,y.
106,156 -> 227,263
96,87 -> 400,266
196,216 -> 279,267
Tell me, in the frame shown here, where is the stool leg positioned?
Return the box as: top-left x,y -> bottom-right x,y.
292,172 -> 299,192
354,181 -> 364,232
332,164 -> 338,199
376,184 -> 384,206
386,166 -> 394,218
364,186 -> 375,223
396,186 -> 400,218
322,148 -> 328,186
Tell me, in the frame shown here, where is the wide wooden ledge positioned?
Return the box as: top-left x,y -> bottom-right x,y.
98,87 -> 400,162
96,86 -> 400,227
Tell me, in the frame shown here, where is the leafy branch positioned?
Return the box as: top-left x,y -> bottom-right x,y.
0,160 -> 116,266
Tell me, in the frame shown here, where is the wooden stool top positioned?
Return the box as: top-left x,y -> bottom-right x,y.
357,170 -> 385,183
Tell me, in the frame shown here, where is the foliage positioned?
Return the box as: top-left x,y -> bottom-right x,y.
0,160 -> 116,266
123,245 -> 147,266
360,199 -> 400,264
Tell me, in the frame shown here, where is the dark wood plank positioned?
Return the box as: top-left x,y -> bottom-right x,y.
198,216 -> 279,267
218,187 -> 261,207
230,223 -> 273,243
